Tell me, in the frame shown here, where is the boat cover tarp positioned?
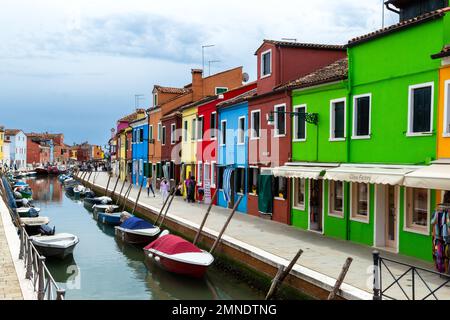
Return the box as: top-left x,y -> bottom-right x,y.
144,235 -> 201,255
258,174 -> 273,214
121,217 -> 154,230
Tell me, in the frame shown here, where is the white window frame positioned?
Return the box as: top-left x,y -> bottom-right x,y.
197,115 -> 204,142
444,80 -> 450,137
350,182 -> 370,224
153,93 -> 158,106
197,161 -> 203,186
210,112 -> 217,140
204,162 -> 210,183
215,87 -> 228,95
260,49 -> 272,79
407,82 -> 434,136
329,98 -> 347,142
170,123 -> 176,145
161,126 -> 166,146
220,120 -> 227,146
157,122 -> 162,141
250,110 -> 261,140
237,116 -> 245,145
293,104 -> 307,142
292,178 -> 306,211
211,161 -> 217,188
352,93 -> 372,140
328,180 -> 344,219
403,187 -> 430,236
274,103 -> 286,138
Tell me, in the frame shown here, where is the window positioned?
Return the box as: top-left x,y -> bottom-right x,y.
444,80 -> 450,136
248,168 -> 259,195
218,166 -> 225,189
353,94 -> 371,138
210,112 -> 217,139
274,177 -> 287,200
293,105 -> 306,141
154,93 -> 158,106
220,120 -> 227,145
236,168 -> 246,194
211,162 -> 217,187
171,124 -> 176,144
204,163 -> 210,182
238,116 -> 245,144
139,128 -> 144,143
329,181 -> 344,217
197,116 -> 204,141
330,98 -> 346,140
274,104 -> 286,137
405,188 -> 429,233
183,120 -> 188,142
215,87 -> 228,95
351,183 -> 369,222
261,49 -> 272,78
293,178 -> 305,210
197,161 -> 203,185
408,83 -> 434,135
191,119 -> 196,141
149,125 -> 153,142
251,110 -> 260,139
161,126 -> 166,145
157,122 -> 162,141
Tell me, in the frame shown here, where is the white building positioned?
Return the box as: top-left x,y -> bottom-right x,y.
5,129 -> 27,170
2,140 -> 11,167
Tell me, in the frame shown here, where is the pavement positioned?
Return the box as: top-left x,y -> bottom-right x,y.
84,171 -> 450,300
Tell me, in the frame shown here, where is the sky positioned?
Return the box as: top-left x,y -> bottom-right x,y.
0,0 -> 398,147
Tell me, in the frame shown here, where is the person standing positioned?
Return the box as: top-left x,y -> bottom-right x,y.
160,179 -> 169,204
187,176 -> 196,203
146,177 -> 155,197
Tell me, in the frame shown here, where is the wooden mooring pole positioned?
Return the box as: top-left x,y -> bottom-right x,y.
265,249 -> 303,300
209,195 -> 243,254
193,189 -> 219,245
104,174 -> 112,196
131,182 -> 144,215
154,190 -> 171,225
327,257 -> 353,300
121,184 -> 133,212
110,176 -> 120,198
158,188 -> 176,227
116,179 -> 127,205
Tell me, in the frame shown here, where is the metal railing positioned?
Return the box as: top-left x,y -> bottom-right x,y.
373,251 -> 450,300
0,173 -> 65,300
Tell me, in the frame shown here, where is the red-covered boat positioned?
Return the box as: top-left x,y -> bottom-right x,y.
143,234 -> 214,278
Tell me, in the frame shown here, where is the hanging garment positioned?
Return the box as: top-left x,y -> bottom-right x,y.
223,168 -> 233,203
162,163 -> 169,180
258,174 -> 273,214
435,240 -> 446,273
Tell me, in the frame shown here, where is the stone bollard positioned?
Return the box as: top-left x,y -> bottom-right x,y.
372,250 -> 381,300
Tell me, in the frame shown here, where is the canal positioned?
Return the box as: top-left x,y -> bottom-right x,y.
26,176 -> 264,300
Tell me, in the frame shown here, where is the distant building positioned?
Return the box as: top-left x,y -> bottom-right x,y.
26,135 -> 52,166
5,129 -> 27,170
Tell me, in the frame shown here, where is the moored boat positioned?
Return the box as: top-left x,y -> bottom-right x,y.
83,196 -> 112,211
97,211 -> 122,226
35,167 -> 49,175
143,234 -> 214,278
16,207 -> 40,218
31,233 -> 79,259
115,217 -> 160,245
20,217 -> 51,236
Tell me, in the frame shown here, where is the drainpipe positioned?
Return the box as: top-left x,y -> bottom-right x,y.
345,49 -> 353,241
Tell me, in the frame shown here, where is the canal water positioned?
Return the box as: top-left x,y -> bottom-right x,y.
26,176 -> 264,300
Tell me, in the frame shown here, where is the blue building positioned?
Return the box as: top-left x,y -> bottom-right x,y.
130,117 -> 149,186
216,91 -> 254,214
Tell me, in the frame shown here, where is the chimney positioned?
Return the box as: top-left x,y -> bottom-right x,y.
191,69 -> 204,102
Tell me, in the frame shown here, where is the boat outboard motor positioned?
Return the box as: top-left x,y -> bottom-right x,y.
39,225 -> 56,236
85,191 -> 95,198
28,208 -> 39,218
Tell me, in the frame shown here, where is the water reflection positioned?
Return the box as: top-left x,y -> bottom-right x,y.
27,176 -> 62,203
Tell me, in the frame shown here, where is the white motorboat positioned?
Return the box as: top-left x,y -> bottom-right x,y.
31,233 -> 79,259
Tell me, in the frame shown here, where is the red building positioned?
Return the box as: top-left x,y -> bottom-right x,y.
247,40 -> 346,224
26,136 -> 51,166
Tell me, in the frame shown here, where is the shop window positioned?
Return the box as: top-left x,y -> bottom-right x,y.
236,168 -> 246,194
248,168 -> 259,195
330,98 -> 346,140
218,166 -> 225,189
251,110 -> 260,139
293,105 -> 306,141
405,187 -> 429,233
238,116 -> 245,144
329,181 -> 344,217
274,177 -> 287,200
274,104 -> 286,136
351,183 -> 369,222
293,178 -> 305,210
408,83 -> 433,135
353,94 -> 371,138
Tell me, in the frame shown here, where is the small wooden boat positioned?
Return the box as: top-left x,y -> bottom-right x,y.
92,204 -> 119,214
16,207 -> 40,218
115,216 -> 160,245
35,167 -> 49,175
97,211 -> 122,226
20,217 -> 51,236
31,233 -> 79,259
83,196 -> 112,211
48,166 -> 60,175
143,234 -> 214,278
17,187 -> 33,199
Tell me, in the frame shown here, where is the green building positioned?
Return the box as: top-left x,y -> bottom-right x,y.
273,2 -> 450,262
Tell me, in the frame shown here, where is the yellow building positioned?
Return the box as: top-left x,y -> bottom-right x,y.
118,128 -> 128,181
181,106 -> 198,197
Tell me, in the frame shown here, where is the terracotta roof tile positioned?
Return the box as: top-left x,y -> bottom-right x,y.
432,44 -> 450,59
217,89 -> 257,108
276,58 -> 348,91
154,85 -> 192,95
255,40 -> 346,54
348,8 -> 449,47
5,129 -> 21,136
118,109 -> 146,123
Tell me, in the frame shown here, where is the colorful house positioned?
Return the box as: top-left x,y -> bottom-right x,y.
273,3 -> 450,262
216,90 -> 256,213
247,40 -> 346,224
5,129 -> 27,170
130,116 -> 149,186
0,126 -> 4,165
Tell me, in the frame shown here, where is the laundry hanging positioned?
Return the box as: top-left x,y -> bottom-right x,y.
162,163 -> 170,180
431,205 -> 450,274
223,167 -> 234,203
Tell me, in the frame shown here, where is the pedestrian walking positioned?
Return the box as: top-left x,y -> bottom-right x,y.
146,177 -> 155,197
160,179 -> 170,204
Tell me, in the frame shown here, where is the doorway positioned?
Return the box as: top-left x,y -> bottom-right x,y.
309,179 -> 323,232
229,171 -> 235,209
385,185 -> 398,250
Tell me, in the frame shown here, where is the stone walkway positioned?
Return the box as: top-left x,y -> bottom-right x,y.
85,172 -> 450,300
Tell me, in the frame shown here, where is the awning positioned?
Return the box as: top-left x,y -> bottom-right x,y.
404,164 -> 450,190
272,166 -> 328,180
323,166 -> 416,185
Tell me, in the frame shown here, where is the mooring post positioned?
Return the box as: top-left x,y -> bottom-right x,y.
209,195 -> 243,254
265,249 -> 303,300
116,179 -> 127,205
121,184 -> 133,212
56,289 -> 66,300
132,182 -> 144,215
193,189 -> 219,245
158,188 -> 176,227
105,173 -> 112,197
154,189 -> 171,225
373,251 -> 381,300
111,176 -> 120,199
37,256 -> 46,300
327,257 -> 353,300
